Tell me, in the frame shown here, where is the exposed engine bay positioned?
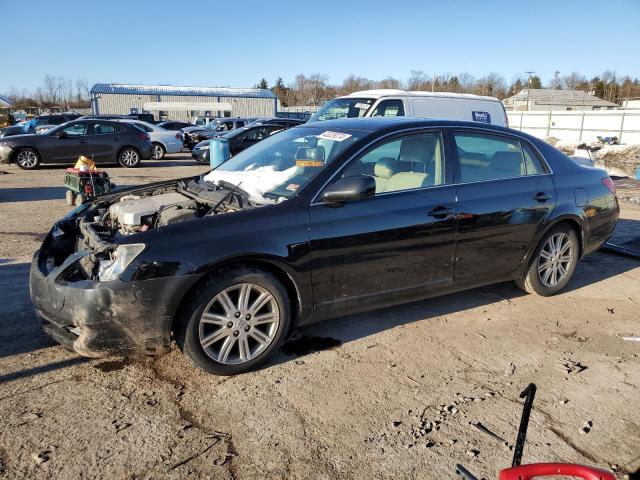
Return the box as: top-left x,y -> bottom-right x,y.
42,177 -> 254,281
105,179 -> 249,236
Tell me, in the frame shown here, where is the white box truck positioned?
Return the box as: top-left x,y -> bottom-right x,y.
308,89 -> 508,127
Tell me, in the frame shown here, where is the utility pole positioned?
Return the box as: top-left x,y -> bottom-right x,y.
551,70 -> 560,108
525,71 -> 535,111
432,72 -> 435,92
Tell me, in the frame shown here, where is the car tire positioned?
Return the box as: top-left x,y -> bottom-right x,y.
152,143 -> 165,160
14,148 -> 41,170
176,267 -> 291,375
515,224 -> 579,296
75,193 -> 85,205
65,190 -> 75,206
118,147 -> 141,168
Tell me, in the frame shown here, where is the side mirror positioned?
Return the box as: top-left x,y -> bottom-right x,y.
322,176 -> 376,204
56,131 -> 68,139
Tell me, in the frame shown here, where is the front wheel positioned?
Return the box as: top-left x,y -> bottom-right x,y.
118,147 -> 141,168
515,224 -> 579,296
15,148 -> 41,170
177,267 -> 291,375
152,143 -> 165,160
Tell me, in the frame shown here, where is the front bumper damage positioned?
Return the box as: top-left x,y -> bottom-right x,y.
0,144 -> 13,164
30,248 -> 191,358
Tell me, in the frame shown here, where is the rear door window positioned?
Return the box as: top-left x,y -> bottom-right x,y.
452,132 -> 544,183
91,123 -> 117,135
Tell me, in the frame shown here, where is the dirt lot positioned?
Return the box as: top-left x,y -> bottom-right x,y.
0,156 -> 639,479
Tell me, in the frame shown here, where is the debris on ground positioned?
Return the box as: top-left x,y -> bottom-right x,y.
31,451 -> 50,465
561,359 -> 588,374
505,363 -> 516,376
580,420 -> 593,434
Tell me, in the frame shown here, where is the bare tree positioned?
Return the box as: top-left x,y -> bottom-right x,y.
475,72 -> 507,98
561,72 -> 587,90
457,72 -> 476,93
376,77 -> 401,89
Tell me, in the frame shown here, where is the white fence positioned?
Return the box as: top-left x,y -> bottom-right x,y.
507,110 -> 640,145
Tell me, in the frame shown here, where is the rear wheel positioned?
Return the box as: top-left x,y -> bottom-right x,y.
515,224 -> 579,296
152,143 -> 165,160
118,147 -> 141,168
177,267 -> 290,375
15,148 -> 40,170
75,193 -> 85,205
65,190 -> 75,206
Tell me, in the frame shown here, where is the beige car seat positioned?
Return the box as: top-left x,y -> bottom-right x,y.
373,157 -> 396,193
385,136 -> 437,192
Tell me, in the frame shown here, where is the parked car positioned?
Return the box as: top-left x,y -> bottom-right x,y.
82,113 -> 156,123
193,116 -> 222,126
0,119 -> 153,169
192,122 -> 296,163
118,120 -> 183,159
30,117 -> 619,375
157,120 -> 193,131
309,89 -> 508,126
246,118 -> 306,127
0,112 -> 82,137
181,118 -> 255,150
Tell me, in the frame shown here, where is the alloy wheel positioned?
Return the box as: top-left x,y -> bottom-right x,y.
120,149 -> 139,166
537,232 -> 574,287
152,144 -> 163,159
198,283 -> 280,365
16,150 -> 38,168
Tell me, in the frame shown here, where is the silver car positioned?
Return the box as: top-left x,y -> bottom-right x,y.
118,120 -> 184,159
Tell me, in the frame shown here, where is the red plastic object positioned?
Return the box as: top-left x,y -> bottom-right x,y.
499,463 -> 615,480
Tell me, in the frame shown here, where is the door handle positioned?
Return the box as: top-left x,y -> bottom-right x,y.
78,140 -> 88,144
428,206 -> 454,218
534,192 -> 551,202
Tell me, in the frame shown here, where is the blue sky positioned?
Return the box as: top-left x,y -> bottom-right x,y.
2,0 -> 639,93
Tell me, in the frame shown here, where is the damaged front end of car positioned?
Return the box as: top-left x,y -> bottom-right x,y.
30,176 -> 252,357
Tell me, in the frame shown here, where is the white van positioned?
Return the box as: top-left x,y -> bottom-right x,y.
308,89 -> 508,127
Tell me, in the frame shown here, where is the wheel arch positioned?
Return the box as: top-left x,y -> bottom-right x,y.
171,256 -> 303,336
10,145 -> 41,164
522,214 -> 586,273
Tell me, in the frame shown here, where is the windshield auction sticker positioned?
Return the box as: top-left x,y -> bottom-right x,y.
354,102 -> 371,110
317,131 -> 352,142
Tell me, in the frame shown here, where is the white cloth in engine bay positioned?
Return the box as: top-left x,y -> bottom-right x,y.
109,192 -> 193,227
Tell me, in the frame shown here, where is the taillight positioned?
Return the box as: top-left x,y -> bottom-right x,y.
138,132 -> 150,141
175,133 -> 181,140
601,177 -> 616,195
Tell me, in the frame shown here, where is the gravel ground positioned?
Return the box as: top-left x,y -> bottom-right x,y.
0,155 -> 638,479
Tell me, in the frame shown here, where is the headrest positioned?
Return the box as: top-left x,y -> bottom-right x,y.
491,151 -> 522,172
399,136 -> 434,164
374,157 -> 396,179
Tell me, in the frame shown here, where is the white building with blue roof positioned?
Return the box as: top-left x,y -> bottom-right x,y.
90,83 -> 277,122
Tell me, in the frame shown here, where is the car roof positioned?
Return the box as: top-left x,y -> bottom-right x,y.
343,89 -> 500,102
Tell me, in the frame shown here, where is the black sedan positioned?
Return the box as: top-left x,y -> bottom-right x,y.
192,122 -> 297,163
30,118 -> 619,375
180,118 -> 251,150
157,121 -> 193,131
0,119 -> 154,169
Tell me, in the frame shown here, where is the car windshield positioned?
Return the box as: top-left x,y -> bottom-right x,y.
202,126 -> 366,204
309,97 -> 375,122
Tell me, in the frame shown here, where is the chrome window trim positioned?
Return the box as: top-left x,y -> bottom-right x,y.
310,126 -> 446,204
450,126 -> 553,175
310,124 -> 553,205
